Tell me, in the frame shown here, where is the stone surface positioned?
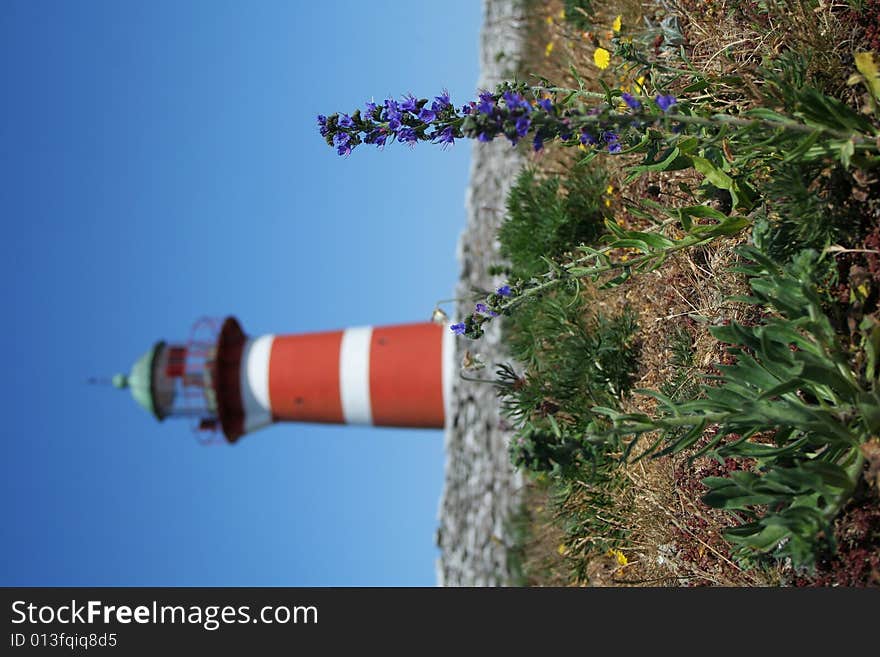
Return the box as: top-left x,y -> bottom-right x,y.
436,0 -> 527,587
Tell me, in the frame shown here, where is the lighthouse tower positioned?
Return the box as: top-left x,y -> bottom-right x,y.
113,316 -> 455,442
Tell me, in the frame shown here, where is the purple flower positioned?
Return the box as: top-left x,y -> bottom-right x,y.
435,126 -> 455,149
515,115 -> 531,138
338,114 -> 354,128
580,130 -> 596,145
365,129 -> 387,147
397,127 -> 419,144
537,98 -> 554,112
317,114 -> 329,137
533,134 -> 544,152
461,102 -> 475,115
608,142 -> 622,154
333,132 -> 352,156
475,303 -> 498,317
364,101 -> 378,118
477,91 -> 495,115
496,285 -> 512,297
621,92 -> 640,110
503,91 -> 531,112
450,323 -> 467,335
401,94 -> 420,113
433,90 -> 451,110
383,99 -> 402,124
655,94 -> 677,112
418,107 -> 437,123
478,132 -> 492,142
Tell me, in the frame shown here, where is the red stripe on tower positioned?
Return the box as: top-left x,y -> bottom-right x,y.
369,323 -> 444,428
268,330 -> 345,423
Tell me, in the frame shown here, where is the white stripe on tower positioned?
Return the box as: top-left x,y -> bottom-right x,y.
442,321 -> 455,428
339,326 -> 373,425
241,334 -> 275,434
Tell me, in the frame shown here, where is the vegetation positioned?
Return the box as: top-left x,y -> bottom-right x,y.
321,0 -> 880,585
494,0 -> 880,586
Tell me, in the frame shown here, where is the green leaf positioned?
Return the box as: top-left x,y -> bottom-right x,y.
782,129 -> 822,164
682,80 -> 710,93
744,107 -> 792,123
569,64 -> 585,91
626,148 -> 692,181
860,317 -> 880,382
839,139 -> 854,168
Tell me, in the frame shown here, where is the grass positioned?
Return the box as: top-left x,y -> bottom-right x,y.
488,0 -> 880,586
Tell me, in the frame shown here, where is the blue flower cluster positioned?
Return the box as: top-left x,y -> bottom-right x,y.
319,83 -> 680,160
449,285 -> 514,338
318,90 -> 459,156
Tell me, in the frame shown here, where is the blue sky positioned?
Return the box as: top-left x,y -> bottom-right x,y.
0,0 -> 482,585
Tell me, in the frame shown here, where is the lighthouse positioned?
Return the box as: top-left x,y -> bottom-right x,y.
113,316 -> 456,442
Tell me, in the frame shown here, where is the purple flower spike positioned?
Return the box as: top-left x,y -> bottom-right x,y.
450,323 -> 467,335
655,94 -> 677,112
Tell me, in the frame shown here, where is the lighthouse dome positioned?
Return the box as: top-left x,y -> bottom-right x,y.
113,341 -> 166,420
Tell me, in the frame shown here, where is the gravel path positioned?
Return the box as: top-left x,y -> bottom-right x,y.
436,0 -> 528,587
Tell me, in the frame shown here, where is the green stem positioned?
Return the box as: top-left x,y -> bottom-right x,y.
495,231 -> 710,315
531,85 -> 870,143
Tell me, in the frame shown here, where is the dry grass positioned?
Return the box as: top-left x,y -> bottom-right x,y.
672,0 -> 859,99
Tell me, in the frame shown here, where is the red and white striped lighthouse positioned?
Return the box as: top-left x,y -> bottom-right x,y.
112,316 -> 455,442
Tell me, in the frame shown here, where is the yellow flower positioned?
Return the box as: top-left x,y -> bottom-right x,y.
606,184 -> 614,195
612,15 -> 622,32
606,548 -> 629,566
633,75 -> 646,94
546,15 -> 554,26
558,9 -> 566,20
594,47 -> 610,70
557,543 -> 569,556
545,41 -> 554,57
